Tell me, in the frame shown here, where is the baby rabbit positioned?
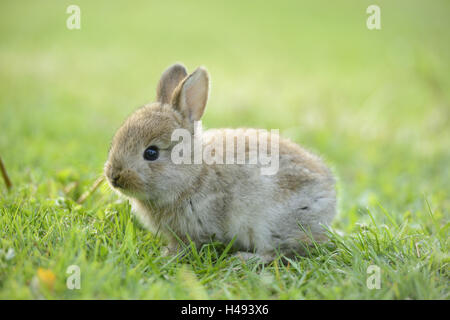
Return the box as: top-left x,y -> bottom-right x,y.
105,63 -> 336,263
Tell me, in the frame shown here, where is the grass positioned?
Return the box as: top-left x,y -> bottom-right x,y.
0,0 -> 449,299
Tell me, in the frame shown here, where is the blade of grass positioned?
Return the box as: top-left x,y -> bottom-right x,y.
0,156 -> 12,190
77,176 -> 105,204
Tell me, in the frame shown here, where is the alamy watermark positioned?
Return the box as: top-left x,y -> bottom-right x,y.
366,5 -> 381,30
66,5 -> 81,30
171,121 -> 280,176
66,265 -> 81,290
366,265 -> 381,289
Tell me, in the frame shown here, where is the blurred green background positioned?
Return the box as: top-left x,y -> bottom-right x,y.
0,0 -> 448,299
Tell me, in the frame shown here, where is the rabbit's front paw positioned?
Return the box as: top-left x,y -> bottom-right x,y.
161,242 -> 181,257
233,251 -> 274,264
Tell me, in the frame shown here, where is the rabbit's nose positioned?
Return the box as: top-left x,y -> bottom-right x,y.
111,173 -> 122,188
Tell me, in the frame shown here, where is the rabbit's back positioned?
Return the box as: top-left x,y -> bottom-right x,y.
195,128 -> 336,253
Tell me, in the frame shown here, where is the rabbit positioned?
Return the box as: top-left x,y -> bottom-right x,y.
104,63 -> 336,263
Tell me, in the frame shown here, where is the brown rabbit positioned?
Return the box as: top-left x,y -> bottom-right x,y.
104,63 -> 336,262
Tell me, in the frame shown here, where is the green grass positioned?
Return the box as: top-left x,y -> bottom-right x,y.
0,0 -> 449,299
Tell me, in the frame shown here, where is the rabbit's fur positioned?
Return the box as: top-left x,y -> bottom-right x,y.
105,64 -> 336,262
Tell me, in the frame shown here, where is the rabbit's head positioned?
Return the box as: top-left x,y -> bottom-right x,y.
104,64 -> 209,205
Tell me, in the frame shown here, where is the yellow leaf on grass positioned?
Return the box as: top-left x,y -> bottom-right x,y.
37,268 -> 56,291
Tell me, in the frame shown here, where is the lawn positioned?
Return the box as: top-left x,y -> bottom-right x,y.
0,0 -> 448,299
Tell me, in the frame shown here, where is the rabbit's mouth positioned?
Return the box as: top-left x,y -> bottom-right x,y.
109,182 -> 148,200
106,172 -> 147,198
105,163 -> 146,193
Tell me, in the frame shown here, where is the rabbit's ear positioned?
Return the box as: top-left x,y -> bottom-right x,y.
156,63 -> 188,104
171,67 -> 209,121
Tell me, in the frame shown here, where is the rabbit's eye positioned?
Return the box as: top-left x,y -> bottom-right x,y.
143,146 -> 159,161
